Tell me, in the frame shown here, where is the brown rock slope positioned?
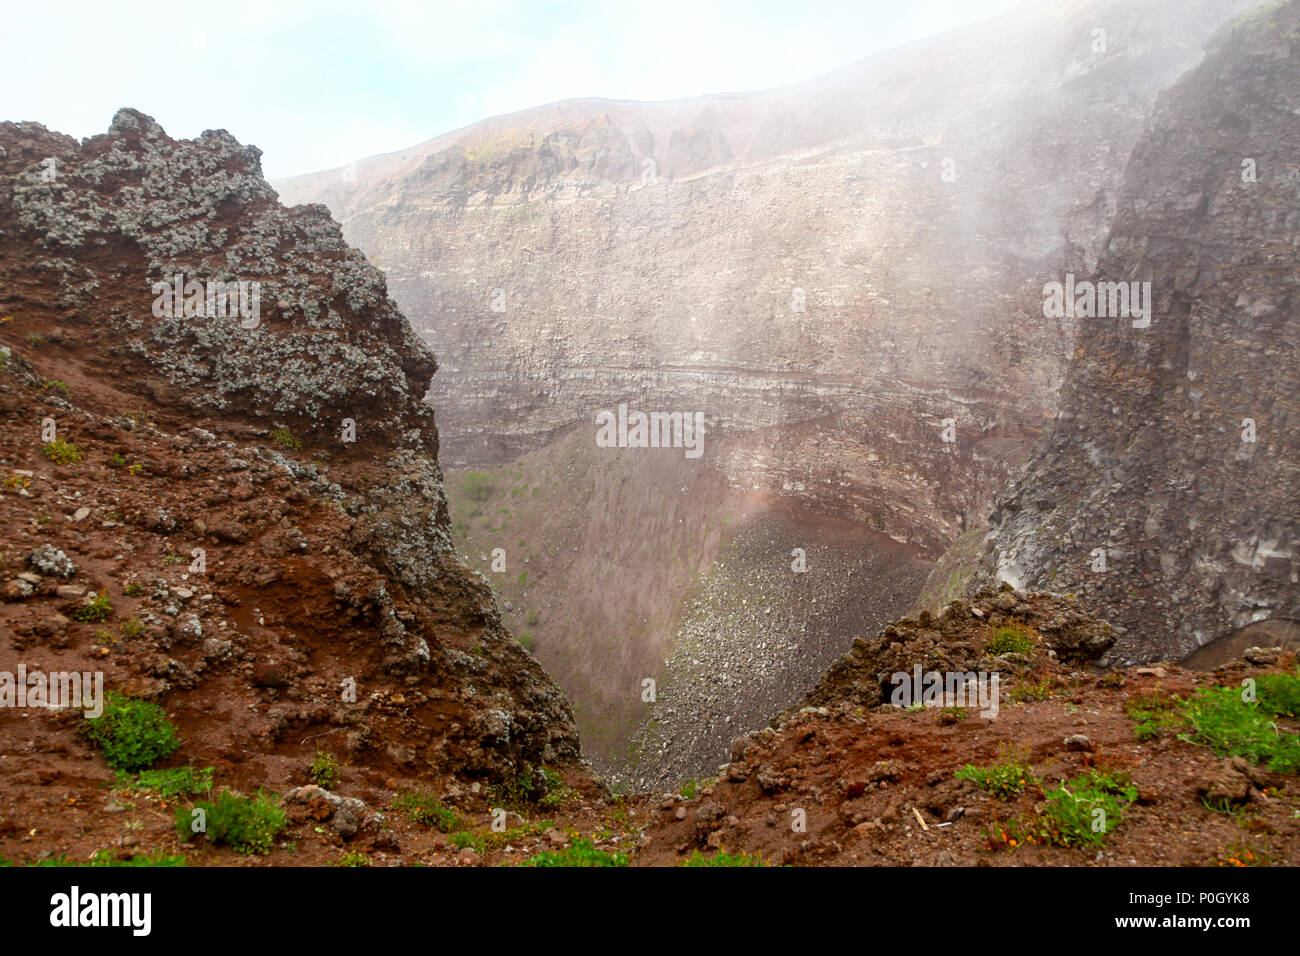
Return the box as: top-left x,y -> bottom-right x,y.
636,589 -> 1300,867
0,110 -> 601,865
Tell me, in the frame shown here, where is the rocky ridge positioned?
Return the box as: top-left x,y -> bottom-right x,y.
0,110 -> 586,807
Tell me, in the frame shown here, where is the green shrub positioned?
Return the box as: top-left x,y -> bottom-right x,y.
1125,690 -> 1184,741
955,756 -> 1037,800
83,693 -> 179,771
393,790 -> 465,832
462,471 -> 495,503
43,379 -> 70,396
335,852 -> 370,867
1181,685 -> 1300,773
1038,772 -> 1137,846
72,593 -> 113,622
42,439 -> 81,464
309,750 -> 339,789
114,766 -> 212,798
986,625 -> 1035,657
270,428 -> 300,451
176,790 -> 286,855
488,766 -> 574,811
522,838 -> 627,867
1256,670 -> 1300,719
993,771 -> 1136,849
1007,677 -> 1055,703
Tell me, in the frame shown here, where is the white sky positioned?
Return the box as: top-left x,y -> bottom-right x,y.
3,0 -> 1023,179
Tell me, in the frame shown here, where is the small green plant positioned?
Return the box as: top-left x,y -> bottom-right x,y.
114,766 -> 213,799
522,838 -> 628,867
516,630 -> 534,651
1256,670 -> 1300,719
1007,677 -> 1055,703
462,470 -> 495,503
309,750 -> 339,789
1212,842 -> 1271,867
392,790 -> 465,832
82,693 -> 179,771
1180,684 -> 1300,773
488,766 -> 574,811
123,582 -> 144,597
119,617 -> 145,639
176,790 -> 286,855
270,428 -> 300,451
128,463 -> 144,476
992,771 -> 1136,849
1125,690 -> 1184,741
335,852 -> 370,867
42,439 -> 81,464
986,625 -> 1036,657
25,333 -> 46,348
110,453 -> 127,468
72,593 -> 114,622
681,850 -> 768,867
680,779 -> 700,800
956,756 -> 1037,800
43,379 -> 70,397
450,831 -> 487,853
937,705 -> 967,723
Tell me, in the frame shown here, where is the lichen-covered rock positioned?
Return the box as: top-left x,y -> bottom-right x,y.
0,109 -> 585,785
4,108 -> 436,449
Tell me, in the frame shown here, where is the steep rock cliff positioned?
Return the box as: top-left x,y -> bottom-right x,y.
0,110 -> 583,786
980,1 -> 1300,662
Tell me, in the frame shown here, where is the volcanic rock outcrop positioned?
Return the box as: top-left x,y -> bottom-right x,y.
978,0 -> 1300,662
0,109 -> 583,786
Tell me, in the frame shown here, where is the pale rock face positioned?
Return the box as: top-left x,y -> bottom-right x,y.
276,0 -> 1263,557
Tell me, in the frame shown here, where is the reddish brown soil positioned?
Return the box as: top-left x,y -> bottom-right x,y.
634,602 -> 1300,867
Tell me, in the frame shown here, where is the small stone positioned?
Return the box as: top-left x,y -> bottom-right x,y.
29,545 -> 76,578
1064,734 -> 1094,752
3,579 -> 35,601
1244,646 -> 1282,666
1196,761 -> 1251,807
